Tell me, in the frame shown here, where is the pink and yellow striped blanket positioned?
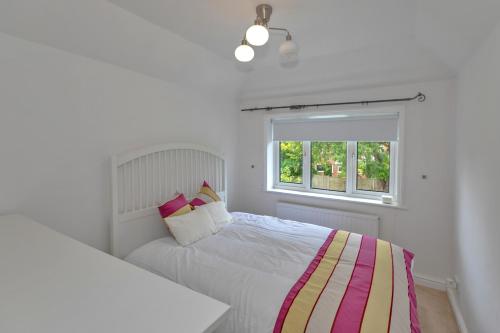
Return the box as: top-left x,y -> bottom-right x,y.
274,230 -> 420,333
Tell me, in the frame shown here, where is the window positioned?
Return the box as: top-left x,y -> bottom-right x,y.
269,110 -> 402,202
311,142 -> 347,192
279,141 -> 303,184
356,142 -> 391,193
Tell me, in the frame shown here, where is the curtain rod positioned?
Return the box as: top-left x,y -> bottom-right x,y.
240,92 -> 426,112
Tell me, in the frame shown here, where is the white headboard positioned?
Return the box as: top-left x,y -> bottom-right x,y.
111,143 -> 226,258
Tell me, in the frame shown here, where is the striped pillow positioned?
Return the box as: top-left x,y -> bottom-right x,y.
158,194 -> 192,219
190,181 -> 221,207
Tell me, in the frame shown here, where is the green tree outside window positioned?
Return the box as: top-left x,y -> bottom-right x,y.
279,141 -> 303,183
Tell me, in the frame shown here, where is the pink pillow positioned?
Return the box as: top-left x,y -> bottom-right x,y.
189,198 -> 207,207
158,194 -> 192,219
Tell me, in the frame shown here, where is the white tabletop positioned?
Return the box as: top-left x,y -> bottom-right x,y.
0,215 -> 229,333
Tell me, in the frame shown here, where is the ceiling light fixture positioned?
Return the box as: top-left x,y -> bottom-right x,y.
279,32 -> 299,59
235,4 -> 298,63
234,38 -> 255,62
246,20 -> 269,46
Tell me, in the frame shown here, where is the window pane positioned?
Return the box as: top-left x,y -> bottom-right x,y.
311,142 -> 347,192
279,141 -> 303,184
356,142 -> 390,193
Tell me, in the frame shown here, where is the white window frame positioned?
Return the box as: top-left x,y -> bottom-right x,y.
266,107 -> 405,205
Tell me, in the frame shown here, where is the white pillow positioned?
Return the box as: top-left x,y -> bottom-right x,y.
164,208 -> 216,246
196,201 -> 232,232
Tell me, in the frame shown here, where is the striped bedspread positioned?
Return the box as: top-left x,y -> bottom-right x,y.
274,230 -> 420,333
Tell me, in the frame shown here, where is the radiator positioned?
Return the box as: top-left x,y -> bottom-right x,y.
276,202 -> 379,237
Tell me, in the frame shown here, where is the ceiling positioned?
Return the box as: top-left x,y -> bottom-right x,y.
110,0 -> 500,69
1,0 -> 499,99
109,0 -> 500,98
0,0 -> 243,94
110,0 -> 416,62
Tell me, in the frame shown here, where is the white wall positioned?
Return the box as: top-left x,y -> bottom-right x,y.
234,80 -> 456,284
0,32 -> 239,252
454,21 -> 500,332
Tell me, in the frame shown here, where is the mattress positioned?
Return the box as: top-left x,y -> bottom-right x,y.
126,212 -> 419,333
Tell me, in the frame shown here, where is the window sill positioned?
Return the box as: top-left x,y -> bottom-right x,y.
266,188 -> 406,210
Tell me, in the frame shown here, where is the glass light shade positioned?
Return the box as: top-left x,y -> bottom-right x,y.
234,44 -> 255,62
279,39 -> 299,58
246,24 -> 269,46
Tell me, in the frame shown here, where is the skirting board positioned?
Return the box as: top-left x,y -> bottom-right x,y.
414,274 -> 446,291
447,287 -> 469,333
413,274 -> 468,333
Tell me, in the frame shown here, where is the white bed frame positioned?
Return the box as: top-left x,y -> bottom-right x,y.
111,143 -> 226,258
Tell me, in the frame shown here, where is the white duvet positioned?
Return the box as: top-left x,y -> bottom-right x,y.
126,212 -> 331,333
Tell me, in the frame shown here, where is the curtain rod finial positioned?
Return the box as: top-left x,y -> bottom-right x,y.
416,92 -> 426,102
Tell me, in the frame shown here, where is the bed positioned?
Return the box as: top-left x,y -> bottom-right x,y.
111,144 -> 420,333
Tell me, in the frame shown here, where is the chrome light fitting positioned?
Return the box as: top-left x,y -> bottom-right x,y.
234,4 -> 298,63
